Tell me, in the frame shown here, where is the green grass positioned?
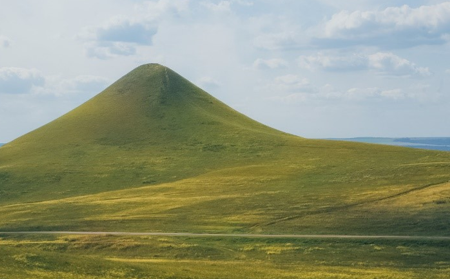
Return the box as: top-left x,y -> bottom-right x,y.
1,234 -> 450,279
0,63 -> 450,277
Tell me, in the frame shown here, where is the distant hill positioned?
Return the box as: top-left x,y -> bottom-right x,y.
0,63 -> 449,237
329,137 -> 450,151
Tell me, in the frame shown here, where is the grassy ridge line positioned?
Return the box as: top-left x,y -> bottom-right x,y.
2,231 -> 450,241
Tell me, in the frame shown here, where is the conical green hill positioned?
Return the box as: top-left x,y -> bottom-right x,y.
0,64 -> 293,203
8,63 -> 282,146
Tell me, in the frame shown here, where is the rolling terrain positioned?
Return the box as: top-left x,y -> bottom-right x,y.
1,63 -> 450,278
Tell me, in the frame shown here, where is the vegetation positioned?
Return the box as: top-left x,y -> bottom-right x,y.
0,63 -> 449,277
1,234 -> 450,279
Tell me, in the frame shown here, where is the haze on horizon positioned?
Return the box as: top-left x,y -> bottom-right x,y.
1,0 -> 450,143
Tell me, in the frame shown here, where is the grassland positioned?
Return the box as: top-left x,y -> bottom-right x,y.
1,143 -> 449,236
1,233 -> 450,279
0,64 -> 449,278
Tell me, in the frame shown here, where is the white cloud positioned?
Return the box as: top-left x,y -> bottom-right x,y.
253,58 -> 288,69
84,42 -> 136,59
80,0 -> 189,59
198,76 -> 221,90
57,75 -> 111,95
269,93 -> 309,104
299,53 -> 367,71
273,75 -> 311,91
249,15 -> 305,50
315,2 -> 450,48
326,85 -> 433,101
36,75 -> 111,97
367,52 -> 431,77
233,0 -> 253,6
380,89 -> 404,100
299,52 -> 431,77
0,36 -> 11,48
143,0 -> 190,19
201,1 -> 232,13
344,87 -> 380,100
263,75 -> 313,104
445,69 -> 450,74
0,68 -> 45,94
80,17 -> 157,59
94,18 -> 157,44
253,31 -> 301,50
201,0 -> 253,12
265,71 -> 433,104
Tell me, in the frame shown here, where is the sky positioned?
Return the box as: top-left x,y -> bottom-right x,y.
1,0 -> 450,142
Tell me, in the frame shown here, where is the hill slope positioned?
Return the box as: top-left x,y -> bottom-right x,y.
0,63 -> 449,235
0,64 -> 290,203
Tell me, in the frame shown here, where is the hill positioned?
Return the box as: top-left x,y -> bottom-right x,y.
0,63 -> 450,237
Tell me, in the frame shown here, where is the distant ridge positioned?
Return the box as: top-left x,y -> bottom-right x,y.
329,137 -> 450,152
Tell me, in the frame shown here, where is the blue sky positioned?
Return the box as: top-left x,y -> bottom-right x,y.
1,0 -> 450,142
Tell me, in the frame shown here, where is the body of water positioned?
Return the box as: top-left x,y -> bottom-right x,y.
327,137 -> 450,152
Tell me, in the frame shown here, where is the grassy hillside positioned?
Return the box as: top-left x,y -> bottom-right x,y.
0,64 -> 289,203
0,63 -> 449,236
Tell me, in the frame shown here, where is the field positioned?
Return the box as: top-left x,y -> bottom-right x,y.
0,64 -> 449,278
1,233 -> 450,279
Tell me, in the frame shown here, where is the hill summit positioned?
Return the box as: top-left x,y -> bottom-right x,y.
10,63 -> 280,146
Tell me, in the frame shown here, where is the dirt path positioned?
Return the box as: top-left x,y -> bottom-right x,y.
1,231 -> 449,241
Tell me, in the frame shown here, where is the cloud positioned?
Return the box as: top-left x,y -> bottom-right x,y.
265,72 -> 433,104
253,31 -> 302,50
84,42 -> 136,59
80,0 -> 189,59
0,68 -> 45,94
233,0 -> 253,6
201,1 -> 232,13
81,17 -> 157,59
201,0 -> 253,12
253,58 -> 288,69
197,76 -> 221,90
299,52 -> 431,77
0,36 -> 11,48
380,89 -> 404,100
270,85 -> 415,104
37,75 -> 111,96
367,52 -> 431,77
249,14 -> 306,50
315,2 -> 450,48
263,75 -> 314,98
57,75 -> 111,94
94,18 -> 157,44
144,0 -> 190,19
299,53 -> 367,72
